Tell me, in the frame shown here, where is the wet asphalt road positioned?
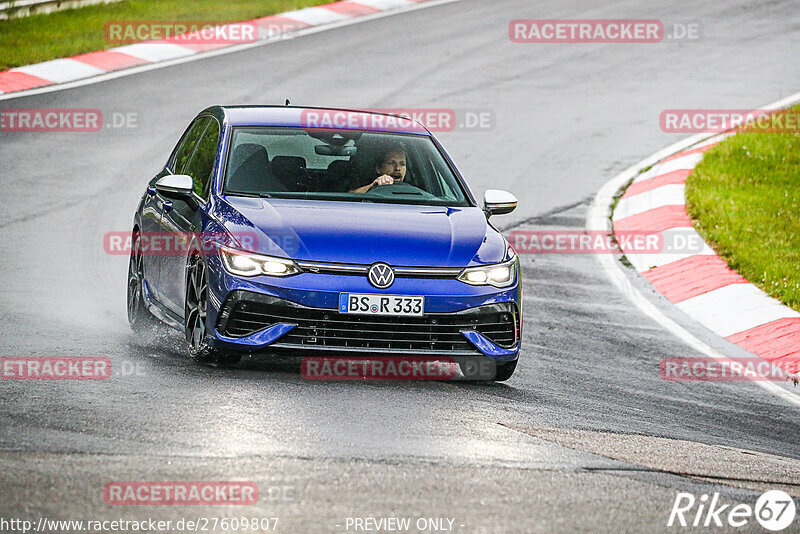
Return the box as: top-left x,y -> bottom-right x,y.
1,0 -> 799,532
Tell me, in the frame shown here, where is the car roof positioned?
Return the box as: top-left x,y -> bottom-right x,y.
208,105 -> 432,135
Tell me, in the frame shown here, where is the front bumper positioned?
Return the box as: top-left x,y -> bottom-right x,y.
205,258 -> 522,361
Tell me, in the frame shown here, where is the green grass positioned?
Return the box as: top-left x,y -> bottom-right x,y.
0,0 -> 331,70
685,105 -> 800,312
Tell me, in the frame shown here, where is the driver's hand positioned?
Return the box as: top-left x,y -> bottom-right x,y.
371,174 -> 395,188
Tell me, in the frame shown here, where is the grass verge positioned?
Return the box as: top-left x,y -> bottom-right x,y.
685,105 -> 800,312
0,0 -> 331,71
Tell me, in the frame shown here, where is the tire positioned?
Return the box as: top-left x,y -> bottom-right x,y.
492,360 -> 517,382
184,253 -> 241,365
127,231 -> 161,334
458,358 -> 517,382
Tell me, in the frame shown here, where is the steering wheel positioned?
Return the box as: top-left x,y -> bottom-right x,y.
365,181 -> 427,196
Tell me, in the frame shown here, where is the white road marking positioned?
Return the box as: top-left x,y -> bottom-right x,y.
281,6 -> 352,25
624,228 -> 714,273
614,184 -> 686,219
13,58 -> 106,84
677,284 -> 800,338
111,43 -> 198,63
354,0 -> 414,9
632,152 -> 703,184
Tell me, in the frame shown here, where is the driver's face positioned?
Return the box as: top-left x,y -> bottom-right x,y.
376,151 -> 407,181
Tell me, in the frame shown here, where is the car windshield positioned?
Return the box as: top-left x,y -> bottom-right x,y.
222,127 -> 472,206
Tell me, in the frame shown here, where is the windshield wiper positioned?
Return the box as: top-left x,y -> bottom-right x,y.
227,192 -> 272,198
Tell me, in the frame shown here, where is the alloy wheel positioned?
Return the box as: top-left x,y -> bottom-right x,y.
185,255 -> 208,352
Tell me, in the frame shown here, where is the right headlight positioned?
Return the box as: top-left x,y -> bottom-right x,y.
217,245 -> 302,278
457,258 -> 517,288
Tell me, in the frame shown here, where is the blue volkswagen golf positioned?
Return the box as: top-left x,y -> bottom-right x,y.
127,106 -> 522,380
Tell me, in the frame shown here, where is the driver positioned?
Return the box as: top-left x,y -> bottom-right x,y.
349,145 -> 407,193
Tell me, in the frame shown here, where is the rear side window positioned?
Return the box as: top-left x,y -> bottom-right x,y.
184,119 -> 220,199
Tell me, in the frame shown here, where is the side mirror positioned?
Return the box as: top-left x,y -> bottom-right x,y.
155,174 -> 198,209
483,189 -> 518,217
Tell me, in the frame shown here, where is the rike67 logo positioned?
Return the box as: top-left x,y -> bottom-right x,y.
668,490 -> 796,531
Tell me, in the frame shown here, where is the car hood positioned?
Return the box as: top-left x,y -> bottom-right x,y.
217,197 -> 507,267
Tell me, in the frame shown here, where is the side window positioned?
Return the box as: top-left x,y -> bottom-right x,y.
173,117 -> 210,175
184,118 -> 220,199
435,169 -> 456,200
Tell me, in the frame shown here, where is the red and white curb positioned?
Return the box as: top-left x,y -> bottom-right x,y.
0,0 -> 437,96
612,135 -> 800,377
588,92 -> 800,407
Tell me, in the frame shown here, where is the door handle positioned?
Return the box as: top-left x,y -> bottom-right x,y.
163,200 -> 173,212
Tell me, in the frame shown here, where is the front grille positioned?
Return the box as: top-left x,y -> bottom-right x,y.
217,291 -> 519,354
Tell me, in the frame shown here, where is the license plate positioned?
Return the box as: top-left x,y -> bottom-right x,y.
339,293 -> 424,316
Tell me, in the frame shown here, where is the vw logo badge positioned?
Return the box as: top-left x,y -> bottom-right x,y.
368,263 -> 395,289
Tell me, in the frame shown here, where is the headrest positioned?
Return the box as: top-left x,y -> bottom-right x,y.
271,156 -> 306,175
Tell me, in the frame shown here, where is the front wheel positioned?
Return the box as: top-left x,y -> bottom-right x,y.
127,231 -> 160,334
492,360 -> 517,382
184,254 -> 241,365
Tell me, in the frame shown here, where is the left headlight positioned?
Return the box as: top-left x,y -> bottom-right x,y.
218,245 -> 302,277
457,258 -> 517,288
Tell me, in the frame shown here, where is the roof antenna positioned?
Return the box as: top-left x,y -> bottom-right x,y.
285,99 -> 290,106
